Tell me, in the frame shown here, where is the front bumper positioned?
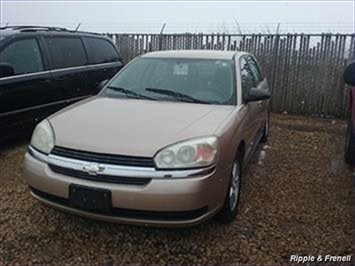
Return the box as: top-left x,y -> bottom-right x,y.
23,148 -> 230,227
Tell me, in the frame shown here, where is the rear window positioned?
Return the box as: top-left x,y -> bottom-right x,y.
45,37 -> 87,69
86,37 -> 120,64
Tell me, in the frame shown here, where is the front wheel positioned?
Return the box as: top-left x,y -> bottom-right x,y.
218,154 -> 242,223
345,117 -> 354,165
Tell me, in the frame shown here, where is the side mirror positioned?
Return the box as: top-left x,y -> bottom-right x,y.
97,79 -> 109,91
343,61 -> 355,86
0,63 -> 14,78
245,87 -> 271,103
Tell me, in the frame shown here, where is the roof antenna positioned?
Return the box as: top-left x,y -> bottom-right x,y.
5,22 -> 9,28
75,23 -> 81,32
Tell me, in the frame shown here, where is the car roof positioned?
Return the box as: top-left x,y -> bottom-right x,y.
0,29 -> 17,38
141,50 -> 248,60
0,26 -> 105,39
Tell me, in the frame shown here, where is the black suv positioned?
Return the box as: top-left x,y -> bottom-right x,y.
0,26 -> 124,141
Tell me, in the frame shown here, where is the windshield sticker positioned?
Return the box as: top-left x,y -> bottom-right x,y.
215,61 -> 228,67
173,64 -> 189,75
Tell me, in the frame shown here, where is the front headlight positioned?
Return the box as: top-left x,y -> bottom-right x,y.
154,136 -> 218,169
30,119 -> 55,154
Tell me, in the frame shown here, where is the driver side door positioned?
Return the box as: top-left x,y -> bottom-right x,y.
246,55 -> 269,134
239,56 -> 260,156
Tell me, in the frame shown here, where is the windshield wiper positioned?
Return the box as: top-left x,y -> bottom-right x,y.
145,88 -> 208,104
107,86 -> 156,100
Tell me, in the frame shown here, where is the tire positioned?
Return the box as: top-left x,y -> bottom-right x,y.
218,153 -> 242,223
345,116 -> 354,165
260,112 -> 270,143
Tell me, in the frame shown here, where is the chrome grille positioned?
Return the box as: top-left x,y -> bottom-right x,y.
49,164 -> 152,185
51,146 -> 155,168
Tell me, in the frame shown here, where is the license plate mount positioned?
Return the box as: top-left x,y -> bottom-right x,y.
69,184 -> 111,214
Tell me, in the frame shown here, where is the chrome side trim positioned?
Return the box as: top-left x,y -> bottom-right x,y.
28,146 -> 215,179
0,61 -> 122,81
0,95 -> 89,118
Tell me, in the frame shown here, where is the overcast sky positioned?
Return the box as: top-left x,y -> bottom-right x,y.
1,1 -> 354,34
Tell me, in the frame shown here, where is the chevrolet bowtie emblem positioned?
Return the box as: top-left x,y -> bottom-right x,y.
82,163 -> 105,175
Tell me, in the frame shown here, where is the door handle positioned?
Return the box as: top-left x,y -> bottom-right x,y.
40,79 -> 51,84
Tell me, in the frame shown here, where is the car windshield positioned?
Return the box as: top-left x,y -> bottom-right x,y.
101,57 -> 236,105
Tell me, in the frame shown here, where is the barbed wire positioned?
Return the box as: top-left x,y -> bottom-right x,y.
2,21 -> 354,34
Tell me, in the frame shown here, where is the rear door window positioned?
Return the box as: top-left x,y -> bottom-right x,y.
246,56 -> 262,84
86,37 -> 120,64
240,57 -> 256,102
45,37 -> 87,69
1,38 -> 44,75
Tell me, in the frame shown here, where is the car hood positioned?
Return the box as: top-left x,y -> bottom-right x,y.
49,96 -> 234,157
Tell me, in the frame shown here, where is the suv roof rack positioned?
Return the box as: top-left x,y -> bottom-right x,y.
0,25 -> 103,36
0,25 -> 69,32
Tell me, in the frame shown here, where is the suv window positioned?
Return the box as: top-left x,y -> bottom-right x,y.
1,38 -> 44,75
45,37 -> 87,69
86,37 -> 120,64
247,56 -> 262,84
240,57 -> 255,102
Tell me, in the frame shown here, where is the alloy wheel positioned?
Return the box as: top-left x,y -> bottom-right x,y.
229,161 -> 240,212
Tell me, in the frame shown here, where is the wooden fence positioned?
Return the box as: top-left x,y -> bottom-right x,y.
106,33 -> 355,117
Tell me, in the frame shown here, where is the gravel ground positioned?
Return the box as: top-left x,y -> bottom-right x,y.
0,114 -> 354,265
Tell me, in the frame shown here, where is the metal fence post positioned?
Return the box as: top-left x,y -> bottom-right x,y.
159,23 -> 166,51
270,30 -> 280,111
